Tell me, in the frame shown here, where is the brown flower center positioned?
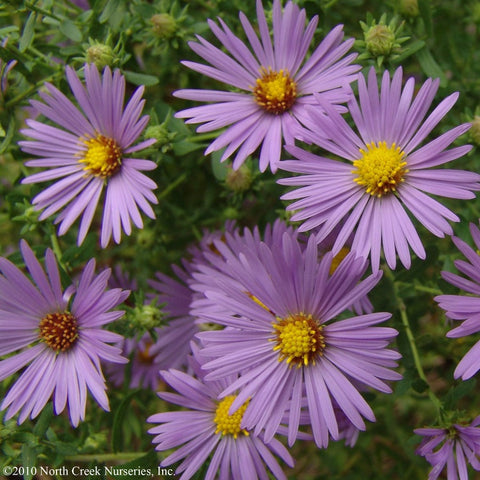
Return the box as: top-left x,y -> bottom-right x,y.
39,312 -> 78,352
253,68 -> 297,114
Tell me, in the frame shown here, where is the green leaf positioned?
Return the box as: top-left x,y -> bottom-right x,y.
99,0 -> 122,24
111,389 -> 142,452
21,443 -> 37,480
33,403 -> 54,437
123,70 -> 159,86
418,0 -> 433,37
444,379 -> 477,410
59,19 -> 83,42
172,139 -> 204,155
411,378 -> 429,393
112,451 -> 159,479
0,116 -> 15,155
393,40 -> 425,63
211,150 -> 229,181
19,12 -> 36,53
416,48 -> 447,87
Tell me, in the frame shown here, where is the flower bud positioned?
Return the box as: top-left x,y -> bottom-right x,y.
225,165 -> 252,192
470,116 -> 480,145
365,25 -> 396,57
399,0 -> 419,17
151,13 -> 177,39
86,43 -> 115,69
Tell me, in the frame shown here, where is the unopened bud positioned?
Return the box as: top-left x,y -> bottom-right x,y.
225,165 -> 252,192
470,116 -> 480,145
86,43 -> 115,69
365,25 -> 396,56
399,0 -> 419,17
151,13 -> 177,39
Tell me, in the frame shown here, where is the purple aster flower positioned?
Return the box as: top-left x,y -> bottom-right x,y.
415,417 -> 480,480
20,63 -> 158,247
435,222 -> 480,380
147,264 -> 199,372
279,67 -> 480,270
193,230 -> 401,448
174,0 -> 359,172
106,332 -> 162,390
0,240 -> 129,426
147,365 -> 294,479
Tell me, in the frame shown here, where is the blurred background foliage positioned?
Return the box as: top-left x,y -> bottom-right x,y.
2,0 -> 480,478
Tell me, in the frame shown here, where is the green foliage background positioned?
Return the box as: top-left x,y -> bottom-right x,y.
2,0 -> 480,478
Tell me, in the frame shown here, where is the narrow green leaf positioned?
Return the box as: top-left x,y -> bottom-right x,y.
19,12 -> 36,53
59,19 -> 83,42
418,0 -> 433,37
33,403 -> 54,437
393,40 -> 425,63
211,150 -> 229,181
21,443 -> 37,480
172,139 -> 204,155
111,389 -> 142,452
416,48 -> 447,87
99,0 -> 122,24
0,117 -> 16,155
123,70 -> 159,86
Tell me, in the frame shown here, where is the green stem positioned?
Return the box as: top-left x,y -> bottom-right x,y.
386,269 -> 443,415
5,71 -> 63,108
64,452 -> 147,462
187,132 -> 221,142
24,1 -> 62,21
414,284 -> 442,295
50,233 -> 67,271
157,173 -> 187,200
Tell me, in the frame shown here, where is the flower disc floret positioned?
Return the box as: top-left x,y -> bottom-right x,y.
214,395 -> 250,438
353,141 -> 408,197
273,313 -> 325,367
80,134 -> 122,177
253,68 -> 297,114
137,342 -> 154,365
39,312 -> 78,352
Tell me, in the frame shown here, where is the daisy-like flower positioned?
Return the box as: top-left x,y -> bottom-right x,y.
147,362 -> 294,479
414,417 -> 480,480
174,0 -> 359,172
0,240 -> 129,426
279,67 -> 480,270
20,63 -> 158,247
193,230 -> 401,448
147,264 -> 199,372
435,222 -> 480,380
105,331 -> 162,391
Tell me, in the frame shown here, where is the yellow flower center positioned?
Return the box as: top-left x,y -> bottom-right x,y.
39,312 -> 78,352
214,395 -> 250,438
329,247 -> 351,275
80,134 -> 122,177
352,141 -> 408,197
272,313 -> 325,367
253,68 -> 297,114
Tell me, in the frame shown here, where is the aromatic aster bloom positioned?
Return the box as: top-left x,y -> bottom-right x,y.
435,223 -> 480,380
174,0 -> 359,172
147,366 -> 294,479
0,240 -> 129,426
193,231 -> 401,448
20,63 -> 158,247
147,264 -> 199,371
415,417 -> 480,480
279,67 -> 480,270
